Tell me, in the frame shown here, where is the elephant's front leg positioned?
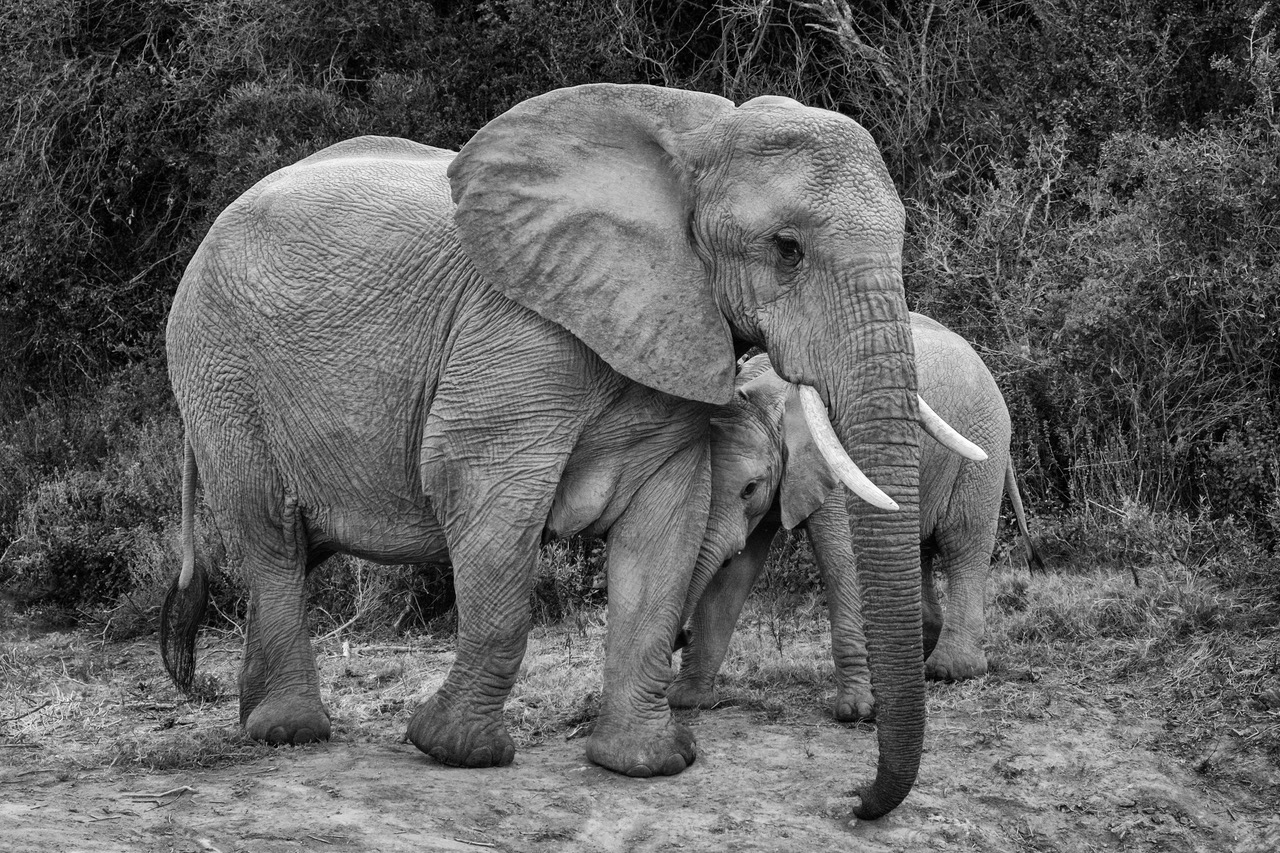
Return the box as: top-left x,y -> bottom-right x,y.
586,439 -> 711,777
668,515 -> 779,710
806,492 -> 876,722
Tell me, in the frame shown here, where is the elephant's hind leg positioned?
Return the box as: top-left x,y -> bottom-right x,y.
923,483 -> 999,682
236,493 -> 331,744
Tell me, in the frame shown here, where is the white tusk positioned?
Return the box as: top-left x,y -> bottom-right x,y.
796,385 -> 899,512
917,395 -> 988,461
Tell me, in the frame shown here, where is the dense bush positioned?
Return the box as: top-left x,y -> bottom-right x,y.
2,0 -> 1277,617
0,0 -> 642,399
0,375 -> 181,615
909,16 -> 1280,542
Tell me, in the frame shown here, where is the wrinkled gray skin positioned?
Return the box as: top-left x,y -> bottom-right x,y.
671,314 -> 1039,720
163,84 -> 924,817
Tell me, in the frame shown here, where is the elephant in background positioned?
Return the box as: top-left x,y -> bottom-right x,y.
161,84 -> 937,817
670,313 -> 1043,720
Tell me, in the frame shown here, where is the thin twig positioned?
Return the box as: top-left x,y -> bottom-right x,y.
317,614 -> 361,643
128,702 -> 180,712
125,785 -> 196,800
74,608 -> 109,627
454,840 -> 496,849
346,645 -> 417,655
0,700 -> 51,722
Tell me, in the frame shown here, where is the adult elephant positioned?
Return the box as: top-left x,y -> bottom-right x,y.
671,315 -> 1042,719
162,84 -> 925,818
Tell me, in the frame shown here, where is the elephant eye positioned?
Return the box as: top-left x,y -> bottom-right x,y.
741,481 -> 758,500
773,234 -> 803,267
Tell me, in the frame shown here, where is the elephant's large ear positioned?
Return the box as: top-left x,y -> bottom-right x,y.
449,84 -> 737,405
779,384 -> 841,529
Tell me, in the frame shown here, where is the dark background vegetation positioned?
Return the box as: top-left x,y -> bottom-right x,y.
1,0 -> 1277,628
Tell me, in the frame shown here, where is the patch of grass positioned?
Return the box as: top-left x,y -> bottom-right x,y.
698,535 -> 837,721
307,557 -> 447,641
302,535 -> 606,645
530,537 -> 606,624
981,507 -> 1280,799
506,607 -> 608,746
111,726 -> 272,771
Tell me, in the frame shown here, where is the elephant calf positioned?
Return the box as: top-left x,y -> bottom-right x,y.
670,313 -> 1043,720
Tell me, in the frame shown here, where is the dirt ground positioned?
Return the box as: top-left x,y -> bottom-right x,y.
2,615 -> 1278,853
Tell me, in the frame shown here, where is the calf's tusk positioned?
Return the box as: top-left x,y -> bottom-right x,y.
796,385 -> 899,512
917,395 -> 988,461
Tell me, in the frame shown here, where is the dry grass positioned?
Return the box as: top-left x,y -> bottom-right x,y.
2,520 -> 1276,817
977,542 -> 1280,799
0,602 -> 609,775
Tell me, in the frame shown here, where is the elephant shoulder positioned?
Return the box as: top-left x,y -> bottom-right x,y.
232,137 -> 456,216
211,138 -> 456,247
294,136 -> 457,169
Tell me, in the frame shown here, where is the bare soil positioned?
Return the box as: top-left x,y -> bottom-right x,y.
2,611 -> 1278,853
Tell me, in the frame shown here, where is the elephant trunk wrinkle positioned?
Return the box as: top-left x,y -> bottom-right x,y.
808,264 -> 923,821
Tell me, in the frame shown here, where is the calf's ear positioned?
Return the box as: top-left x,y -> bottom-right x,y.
778,385 -> 840,529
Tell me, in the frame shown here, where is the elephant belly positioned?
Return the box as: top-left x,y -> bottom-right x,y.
307,497 -> 449,566
542,383 -> 705,541
546,466 -> 621,539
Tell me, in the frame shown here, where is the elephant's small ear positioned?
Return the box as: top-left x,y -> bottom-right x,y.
736,352 -> 774,386
449,84 -> 738,405
779,384 -> 841,529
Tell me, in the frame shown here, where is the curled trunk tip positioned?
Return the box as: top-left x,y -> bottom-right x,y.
852,762 -> 920,820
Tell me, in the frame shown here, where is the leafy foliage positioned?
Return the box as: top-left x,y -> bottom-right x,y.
909,10 -> 1280,542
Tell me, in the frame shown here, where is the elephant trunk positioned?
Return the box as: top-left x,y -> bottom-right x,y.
845,455 -> 922,820
773,262 -> 924,820
679,519 -> 741,635
837,272 -> 923,820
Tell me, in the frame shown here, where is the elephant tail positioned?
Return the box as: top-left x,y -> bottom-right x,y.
1005,459 -> 1045,572
161,436 -> 210,694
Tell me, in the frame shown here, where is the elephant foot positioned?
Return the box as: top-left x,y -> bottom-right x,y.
833,685 -> 876,722
586,718 -> 696,778
406,694 -> 515,768
925,645 -> 988,682
243,695 -> 332,744
666,677 -> 717,710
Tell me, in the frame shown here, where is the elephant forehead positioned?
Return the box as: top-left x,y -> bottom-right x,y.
709,415 -> 779,479
707,113 -> 903,234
